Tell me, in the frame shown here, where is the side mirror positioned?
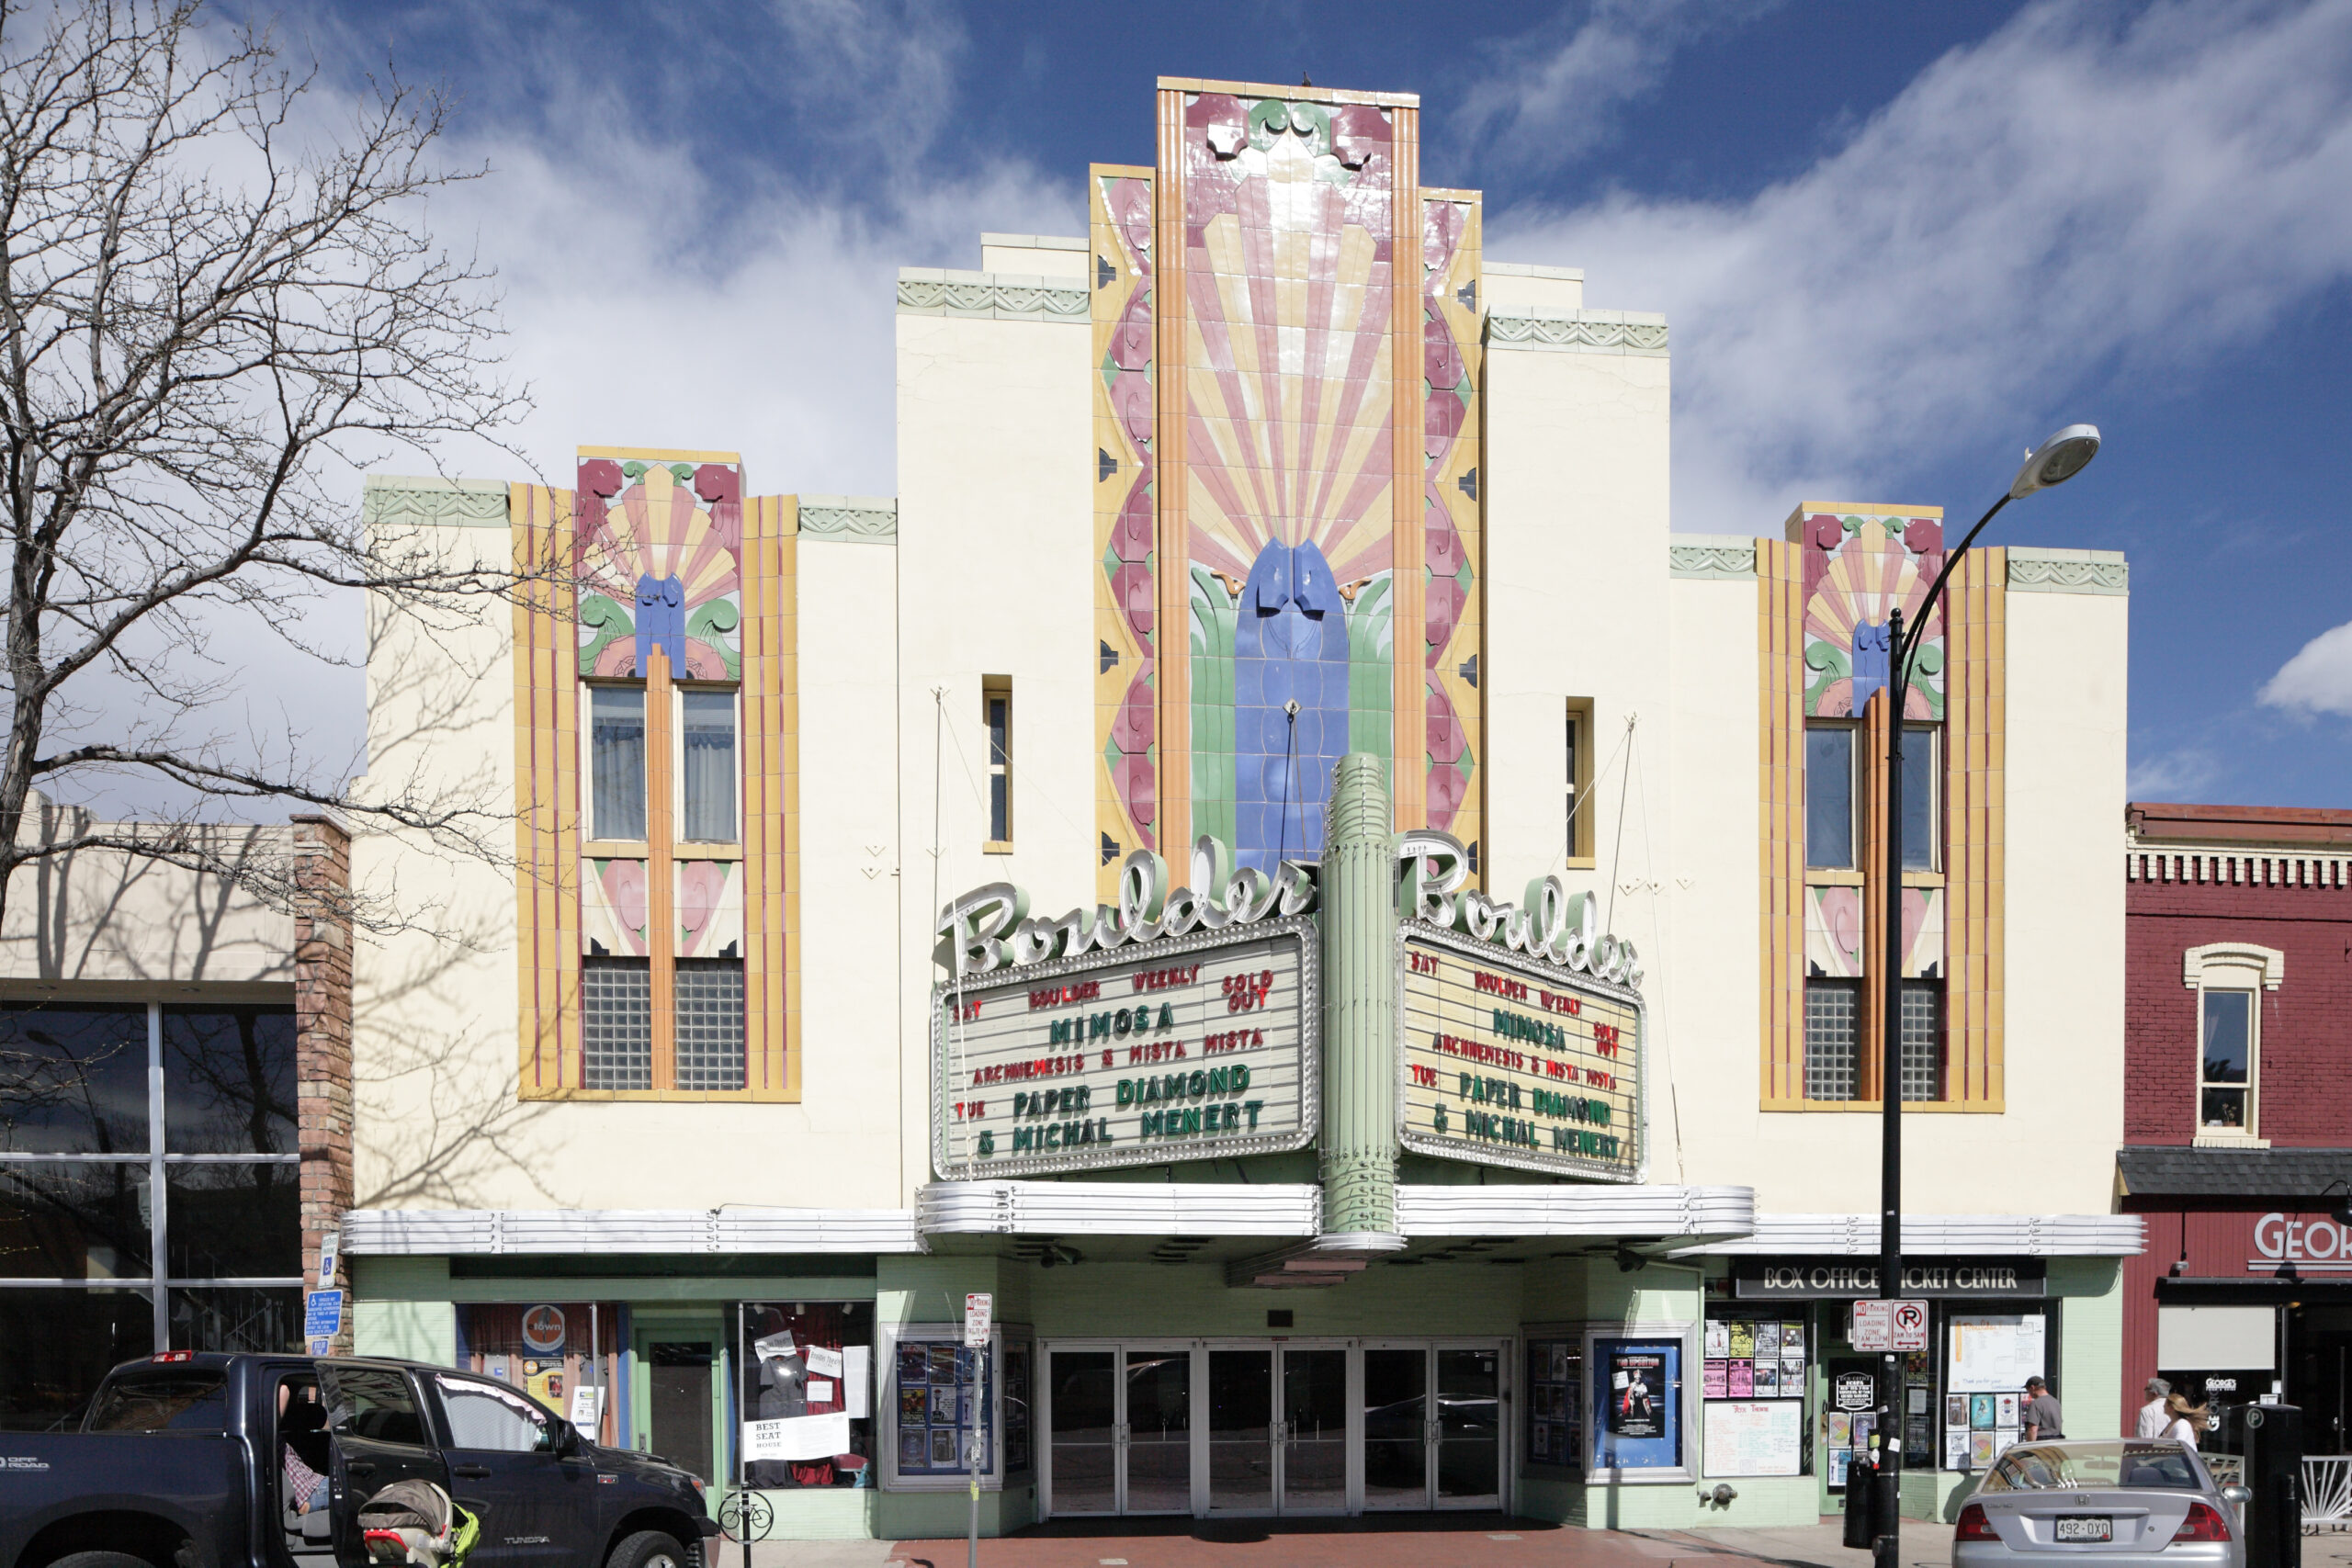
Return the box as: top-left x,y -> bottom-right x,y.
2221,1484 -> 2251,1506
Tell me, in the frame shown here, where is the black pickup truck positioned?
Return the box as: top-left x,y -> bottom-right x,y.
0,1352 -> 718,1568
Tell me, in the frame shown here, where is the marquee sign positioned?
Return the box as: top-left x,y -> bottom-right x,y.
931,916 -> 1318,1179
1396,919 -> 1645,1181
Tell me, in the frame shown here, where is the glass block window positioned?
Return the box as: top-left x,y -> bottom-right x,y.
1901,981 -> 1943,1101
582,959 -> 653,1091
1804,980 -> 1860,1100
673,960 -> 745,1092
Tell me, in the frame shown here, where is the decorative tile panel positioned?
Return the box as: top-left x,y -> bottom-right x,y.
573,459 -> 743,682
1422,190 -> 1482,859
1804,885 -> 1864,977
1795,507 -> 1946,720
1092,165 -> 1158,899
582,856 -> 652,957
676,859 -> 744,959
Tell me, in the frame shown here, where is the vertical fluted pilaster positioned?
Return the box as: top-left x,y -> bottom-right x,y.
1319,753 -> 1397,1236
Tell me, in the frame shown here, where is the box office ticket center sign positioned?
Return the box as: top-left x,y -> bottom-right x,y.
931,840 -> 1319,1179
1393,831 -> 1644,1182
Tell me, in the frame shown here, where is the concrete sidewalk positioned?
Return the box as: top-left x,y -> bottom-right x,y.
730,1515 -> 1921,1568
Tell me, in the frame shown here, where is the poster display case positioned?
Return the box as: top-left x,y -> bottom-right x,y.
1587,1324 -> 1696,1483
880,1321 -> 1026,1492
1701,1307 -> 1806,1477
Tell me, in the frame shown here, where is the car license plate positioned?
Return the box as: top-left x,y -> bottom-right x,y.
2055,1517 -> 2112,1542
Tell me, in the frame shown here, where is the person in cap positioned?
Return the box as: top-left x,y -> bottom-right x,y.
2136,1377 -> 2174,1439
2023,1376 -> 2064,1441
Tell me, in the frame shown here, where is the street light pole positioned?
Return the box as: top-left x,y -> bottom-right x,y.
1871,425 -> 2101,1568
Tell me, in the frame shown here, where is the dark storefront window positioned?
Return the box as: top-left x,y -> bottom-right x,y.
741,1301 -> 876,1488
0,1000 -> 301,1429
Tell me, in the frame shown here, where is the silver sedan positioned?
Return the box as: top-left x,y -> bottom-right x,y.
1953,1439 -> 2247,1568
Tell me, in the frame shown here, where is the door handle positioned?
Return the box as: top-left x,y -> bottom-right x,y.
346,1461 -> 377,1477
452,1464 -> 492,1479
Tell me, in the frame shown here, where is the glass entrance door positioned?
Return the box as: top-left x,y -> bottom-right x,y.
1280,1347 -> 1349,1514
1362,1347 -> 1429,1509
1434,1345 -> 1503,1508
1046,1349 -> 1115,1515
1206,1348 -> 1273,1513
1122,1346 -> 1193,1514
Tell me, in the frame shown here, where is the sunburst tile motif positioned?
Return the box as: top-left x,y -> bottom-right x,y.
1800,512 -> 1945,718
1176,90 -> 1405,870
573,459 -> 744,680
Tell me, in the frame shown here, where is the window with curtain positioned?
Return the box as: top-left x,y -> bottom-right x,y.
1901,726 -> 1939,871
2199,989 -> 2255,1132
590,686 -> 647,841
680,690 -> 736,842
1805,725 -> 1856,870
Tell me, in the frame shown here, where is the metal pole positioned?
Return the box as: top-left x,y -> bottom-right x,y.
967,1337 -> 979,1568
739,1303 -> 751,1568
1877,607 -> 1906,1568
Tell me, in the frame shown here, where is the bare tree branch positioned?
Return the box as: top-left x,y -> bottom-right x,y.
0,0 -> 527,935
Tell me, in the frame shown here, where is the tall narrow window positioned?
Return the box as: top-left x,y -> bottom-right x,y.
1900,726 -> 1939,871
581,957 -> 653,1091
1565,700 -> 1593,861
673,960 -> 746,1091
590,687 -> 647,842
1804,980 -> 1860,1100
680,691 -> 737,843
984,679 -> 1012,850
1805,725 -> 1857,870
1900,980 -> 1943,1101
2199,989 -> 2255,1132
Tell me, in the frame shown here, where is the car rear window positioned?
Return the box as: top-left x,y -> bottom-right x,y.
1983,1440 -> 2203,1491
85,1370 -> 229,1432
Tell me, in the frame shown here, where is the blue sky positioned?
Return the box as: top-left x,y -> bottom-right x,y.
266,0 -> 2352,809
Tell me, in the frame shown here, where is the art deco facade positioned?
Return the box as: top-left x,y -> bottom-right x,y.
331,79 -> 2139,1537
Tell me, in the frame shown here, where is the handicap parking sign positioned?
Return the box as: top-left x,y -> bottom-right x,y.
305,1289 -> 345,1341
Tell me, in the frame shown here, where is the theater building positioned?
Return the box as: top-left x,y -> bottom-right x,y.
339,78 -> 2139,1538
2115,803 -> 2352,1449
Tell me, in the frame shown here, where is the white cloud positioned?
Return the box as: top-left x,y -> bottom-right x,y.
2127,746 -> 2223,800
1461,0 -> 1783,169
2258,620 -> 2352,716
1487,0 -> 2352,532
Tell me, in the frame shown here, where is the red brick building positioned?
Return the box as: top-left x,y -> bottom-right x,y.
2117,802 -> 2352,1447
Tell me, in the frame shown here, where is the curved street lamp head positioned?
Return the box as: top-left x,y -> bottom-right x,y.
2008,423 -> 2101,500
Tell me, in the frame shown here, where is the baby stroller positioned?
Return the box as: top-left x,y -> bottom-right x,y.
356,1480 -> 480,1568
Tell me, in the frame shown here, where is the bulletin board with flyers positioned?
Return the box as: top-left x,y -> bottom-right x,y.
1701,1310 -> 1808,1477
1523,1334 -> 1583,1473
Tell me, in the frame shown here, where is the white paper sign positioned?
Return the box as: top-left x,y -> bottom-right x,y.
753,1329 -> 797,1359
569,1385 -> 604,1435
742,1411 -> 850,1462
805,1345 -> 844,1379
844,1346 -> 872,1417
807,1379 -> 835,1404
1947,1314 -> 2046,1393
965,1292 -> 993,1348
1702,1400 -> 1804,1477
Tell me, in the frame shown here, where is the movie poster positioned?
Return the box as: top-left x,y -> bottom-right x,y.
1609,1349 -> 1667,1438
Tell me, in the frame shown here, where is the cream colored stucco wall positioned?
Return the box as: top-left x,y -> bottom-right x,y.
1661,571 -> 1764,1189
1480,335 -> 1674,1160
1482,261 -> 1584,313
0,799 -> 296,988
978,234 -> 1088,276
349,507 -> 913,1213
893,297 -> 1094,1199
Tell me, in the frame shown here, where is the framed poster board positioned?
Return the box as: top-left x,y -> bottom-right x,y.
1702,1400 -> 1804,1477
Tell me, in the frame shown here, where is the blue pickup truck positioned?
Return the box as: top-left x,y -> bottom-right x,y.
0,1352 -> 718,1568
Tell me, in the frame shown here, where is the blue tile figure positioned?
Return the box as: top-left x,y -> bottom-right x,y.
1234,538 -> 1351,874
1849,618 -> 1890,717
635,573 -> 685,675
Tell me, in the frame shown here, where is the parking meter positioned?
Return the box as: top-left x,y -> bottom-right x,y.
2224,1402 -> 2301,1568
